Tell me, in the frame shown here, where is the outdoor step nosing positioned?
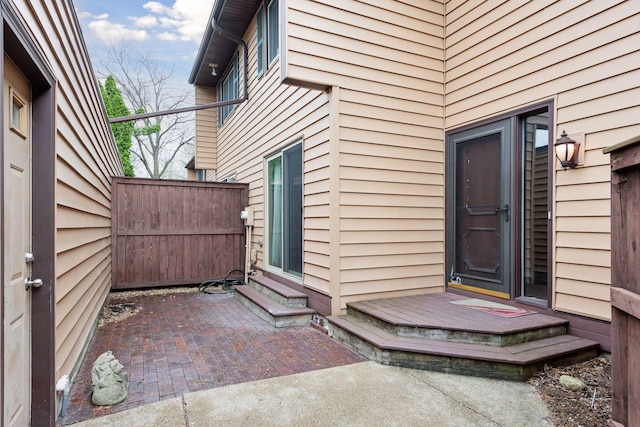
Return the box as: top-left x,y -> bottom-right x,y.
329,317 -> 597,366
347,304 -> 568,335
249,276 -> 308,299
234,292 -> 313,329
235,286 -> 313,317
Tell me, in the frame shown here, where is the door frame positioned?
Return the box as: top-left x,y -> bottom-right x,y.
446,119 -> 513,297
1,3 -> 56,424
445,100 -> 554,304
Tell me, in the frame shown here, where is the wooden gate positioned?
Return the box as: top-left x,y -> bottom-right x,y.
606,136 -> 640,427
111,177 -> 248,290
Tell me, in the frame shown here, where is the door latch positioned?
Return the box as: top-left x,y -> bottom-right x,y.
495,204 -> 509,222
25,252 -> 35,263
25,277 -> 43,290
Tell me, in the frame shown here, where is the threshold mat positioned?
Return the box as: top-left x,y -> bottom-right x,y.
451,298 -> 536,318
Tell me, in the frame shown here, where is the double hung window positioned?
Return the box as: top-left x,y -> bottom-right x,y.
256,0 -> 279,78
217,52 -> 239,126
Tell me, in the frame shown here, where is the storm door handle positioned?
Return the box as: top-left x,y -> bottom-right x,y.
25,278 -> 43,290
495,204 -> 509,222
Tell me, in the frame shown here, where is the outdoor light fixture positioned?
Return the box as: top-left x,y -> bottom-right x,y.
209,63 -> 218,76
554,130 -> 580,170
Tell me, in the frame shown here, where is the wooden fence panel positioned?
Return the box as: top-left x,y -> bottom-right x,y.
606,137 -> 640,427
111,177 -> 248,289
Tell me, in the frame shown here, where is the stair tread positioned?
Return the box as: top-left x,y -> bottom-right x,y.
328,315 -> 599,365
348,296 -> 567,335
250,275 -> 308,299
235,285 -> 314,316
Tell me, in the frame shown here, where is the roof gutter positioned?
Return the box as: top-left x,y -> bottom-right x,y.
110,8 -> 249,124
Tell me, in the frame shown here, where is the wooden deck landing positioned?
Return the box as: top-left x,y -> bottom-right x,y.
328,292 -> 599,381
348,292 -> 566,335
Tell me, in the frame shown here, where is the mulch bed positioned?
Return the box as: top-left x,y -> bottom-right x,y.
528,356 -> 611,427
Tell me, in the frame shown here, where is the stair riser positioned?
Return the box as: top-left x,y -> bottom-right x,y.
347,307 -> 567,346
235,292 -> 311,327
329,323 -> 383,362
249,280 -> 308,308
330,322 -> 598,382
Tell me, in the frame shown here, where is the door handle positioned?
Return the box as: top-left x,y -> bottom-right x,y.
25,277 -> 43,290
496,204 -> 509,222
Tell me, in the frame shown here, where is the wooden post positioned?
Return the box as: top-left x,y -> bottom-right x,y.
604,136 -> 640,427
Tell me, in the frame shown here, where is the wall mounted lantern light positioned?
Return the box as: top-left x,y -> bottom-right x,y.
554,130 -> 580,170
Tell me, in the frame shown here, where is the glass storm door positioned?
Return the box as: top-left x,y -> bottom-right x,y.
447,119 -> 512,297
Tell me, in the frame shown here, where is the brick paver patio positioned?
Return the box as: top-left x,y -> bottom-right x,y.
58,288 -> 364,425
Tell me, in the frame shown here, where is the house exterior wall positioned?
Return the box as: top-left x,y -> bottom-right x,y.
204,16 -> 333,298
197,0 -> 636,324
9,0 -> 123,382
444,0 -> 640,321
194,85 -> 218,171
283,0 -> 446,312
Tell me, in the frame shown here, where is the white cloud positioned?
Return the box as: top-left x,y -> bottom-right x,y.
142,1 -> 169,15
80,0 -> 214,47
159,17 -> 181,28
158,32 -> 179,41
88,20 -> 149,44
131,15 -> 158,28
77,11 -> 109,20
143,0 -> 214,44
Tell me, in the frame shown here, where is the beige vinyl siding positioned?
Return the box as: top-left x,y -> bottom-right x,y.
444,0 -> 640,320
284,0 -> 446,311
195,85 -> 218,170
209,17 -> 333,295
11,1 -> 123,379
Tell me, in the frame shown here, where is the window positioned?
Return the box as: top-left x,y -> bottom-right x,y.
256,7 -> 265,77
256,0 -> 279,78
521,111 -> 550,301
196,169 -> 206,181
266,142 -> 302,277
217,52 -> 239,126
9,88 -> 26,138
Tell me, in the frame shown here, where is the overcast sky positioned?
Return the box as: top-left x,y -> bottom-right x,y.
74,0 -> 215,86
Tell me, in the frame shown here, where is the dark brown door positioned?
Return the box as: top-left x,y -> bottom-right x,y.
447,120 -> 511,297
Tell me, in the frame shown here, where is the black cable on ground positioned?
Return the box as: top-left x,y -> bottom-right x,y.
198,269 -> 245,294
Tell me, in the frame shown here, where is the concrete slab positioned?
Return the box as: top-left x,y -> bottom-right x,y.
69,362 -> 552,426
403,367 -> 553,426
68,396 -> 185,426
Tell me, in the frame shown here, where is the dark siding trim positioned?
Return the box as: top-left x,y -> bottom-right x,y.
30,84 -> 56,427
0,13 -> 4,426
3,2 -> 57,425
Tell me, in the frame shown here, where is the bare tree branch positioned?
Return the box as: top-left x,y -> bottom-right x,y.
95,42 -> 195,178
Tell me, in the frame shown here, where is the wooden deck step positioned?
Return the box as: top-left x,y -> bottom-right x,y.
328,315 -> 599,381
235,285 -> 314,328
249,275 -> 309,308
347,294 -> 568,346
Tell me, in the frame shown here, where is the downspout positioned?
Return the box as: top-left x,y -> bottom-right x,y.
211,16 -> 249,104
110,13 -> 249,124
213,4 -> 253,286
